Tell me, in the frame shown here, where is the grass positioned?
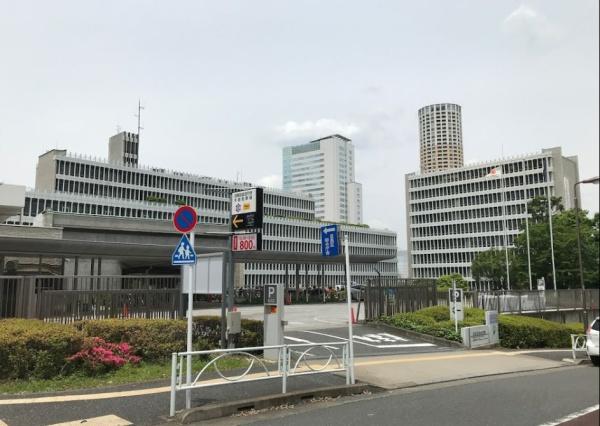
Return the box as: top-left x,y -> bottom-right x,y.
0,356 -> 249,395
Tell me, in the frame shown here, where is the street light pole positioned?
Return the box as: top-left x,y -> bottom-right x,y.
574,176 -> 600,331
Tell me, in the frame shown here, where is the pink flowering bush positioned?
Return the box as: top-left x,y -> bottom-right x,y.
67,337 -> 141,375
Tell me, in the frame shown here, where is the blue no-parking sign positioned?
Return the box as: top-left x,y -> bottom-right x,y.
320,224 -> 339,256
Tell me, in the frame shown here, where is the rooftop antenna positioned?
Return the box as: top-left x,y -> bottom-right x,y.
135,99 -> 145,139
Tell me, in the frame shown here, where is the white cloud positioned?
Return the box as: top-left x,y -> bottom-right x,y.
276,118 -> 360,140
256,174 -> 282,189
502,4 -> 561,48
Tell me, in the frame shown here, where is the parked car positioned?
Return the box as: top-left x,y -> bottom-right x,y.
587,317 -> 599,366
334,282 -> 365,301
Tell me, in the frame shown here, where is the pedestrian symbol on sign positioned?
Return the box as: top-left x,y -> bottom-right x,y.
171,234 -> 197,265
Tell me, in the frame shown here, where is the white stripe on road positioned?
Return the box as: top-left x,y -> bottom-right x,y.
538,404 -> 599,426
48,414 -> 132,426
284,335 -> 340,350
301,330 -> 435,348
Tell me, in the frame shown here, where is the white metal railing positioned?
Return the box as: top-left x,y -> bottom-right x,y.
570,334 -> 588,361
169,341 -> 350,417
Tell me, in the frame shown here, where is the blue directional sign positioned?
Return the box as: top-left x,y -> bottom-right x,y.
171,234 -> 197,265
320,224 -> 339,257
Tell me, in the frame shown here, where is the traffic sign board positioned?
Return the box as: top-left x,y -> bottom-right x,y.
173,205 -> 197,233
231,188 -> 263,231
232,232 -> 262,252
171,234 -> 197,265
320,225 -> 339,256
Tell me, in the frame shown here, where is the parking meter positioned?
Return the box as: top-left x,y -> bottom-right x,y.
264,283 -> 285,360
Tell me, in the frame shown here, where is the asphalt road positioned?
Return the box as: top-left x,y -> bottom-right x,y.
221,366 -> 600,426
198,303 -> 367,331
285,325 -> 455,357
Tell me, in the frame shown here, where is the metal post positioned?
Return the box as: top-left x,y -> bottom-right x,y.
524,193 -> 533,291
453,280 -> 458,334
281,346 -> 288,394
221,251 -> 228,348
227,235 -> 234,311
185,232 -> 195,410
500,171 -> 511,290
170,352 -> 178,417
574,182 -> 588,331
343,234 -> 355,384
545,159 -> 557,290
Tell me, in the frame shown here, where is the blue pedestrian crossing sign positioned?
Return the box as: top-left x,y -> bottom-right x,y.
171,234 -> 197,265
320,224 -> 339,256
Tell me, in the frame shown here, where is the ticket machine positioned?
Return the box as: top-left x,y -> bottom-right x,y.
263,283 -> 285,360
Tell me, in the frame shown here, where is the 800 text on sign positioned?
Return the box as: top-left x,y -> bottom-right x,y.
232,233 -> 261,252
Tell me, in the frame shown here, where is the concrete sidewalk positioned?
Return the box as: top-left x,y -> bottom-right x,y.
353,349 -> 569,389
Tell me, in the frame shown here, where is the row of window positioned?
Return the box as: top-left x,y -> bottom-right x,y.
411,217 -> 523,238
410,157 -> 552,186
411,234 -> 515,252
409,186 -> 548,213
409,174 -> 547,202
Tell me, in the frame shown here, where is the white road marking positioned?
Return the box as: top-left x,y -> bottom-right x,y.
538,404 -> 599,426
300,330 -> 435,348
48,414 -> 132,426
285,335 -> 340,350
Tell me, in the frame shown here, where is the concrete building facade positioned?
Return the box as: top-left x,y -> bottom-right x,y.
6,132 -> 397,287
419,103 -> 464,173
282,134 -> 363,224
405,147 -> 579,281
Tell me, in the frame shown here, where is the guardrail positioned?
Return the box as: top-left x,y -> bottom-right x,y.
169,341 -> 350,417
570,334 -> 587,361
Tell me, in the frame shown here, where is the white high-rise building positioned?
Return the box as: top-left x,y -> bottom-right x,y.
282,134 -> 363,224
405,147 -> 579,281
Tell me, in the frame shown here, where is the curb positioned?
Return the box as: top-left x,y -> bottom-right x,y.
371,321 -> 464,348
176,383 -> 375,424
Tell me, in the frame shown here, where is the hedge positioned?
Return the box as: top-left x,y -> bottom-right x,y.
382,307 -> 582,349
1,316 -> 264,380
0,319 -> 83,380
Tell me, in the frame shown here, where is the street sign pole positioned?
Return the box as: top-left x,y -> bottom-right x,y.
186,231 -> 195,410
453,280 -> 458,334
344,234 -> 355,385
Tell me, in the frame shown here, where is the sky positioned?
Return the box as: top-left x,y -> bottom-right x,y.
0,0 -> 598,249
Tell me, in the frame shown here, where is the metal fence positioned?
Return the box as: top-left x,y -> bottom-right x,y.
364,281 -> 599,320
0,275 -> 180,321
169,341 -> 350,417
39,288 -> 181,323
364,278 -> 438,320
472,289 -> 599,314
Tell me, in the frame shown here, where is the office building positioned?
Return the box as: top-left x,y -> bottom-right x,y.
283,134 -> 363,224
6,131 -> 397,287
419,103 -> 464,173
405,147 -> 579,281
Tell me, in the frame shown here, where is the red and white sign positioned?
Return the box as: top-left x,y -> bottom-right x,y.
232,233 -> 261,252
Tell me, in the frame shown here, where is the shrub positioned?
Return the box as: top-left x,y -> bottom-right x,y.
382,307 -> 582,349
0,319 -> 83,380
76,319 -> 187,361
497,315 -> 581,349
193,316 -> 263,348
67,337 -> 141,375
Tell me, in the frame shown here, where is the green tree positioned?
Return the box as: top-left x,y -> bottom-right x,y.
471,248 -> 521,289
436,273 -> 468,290
527,196 -> 564,224
514,208 -> 599,289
